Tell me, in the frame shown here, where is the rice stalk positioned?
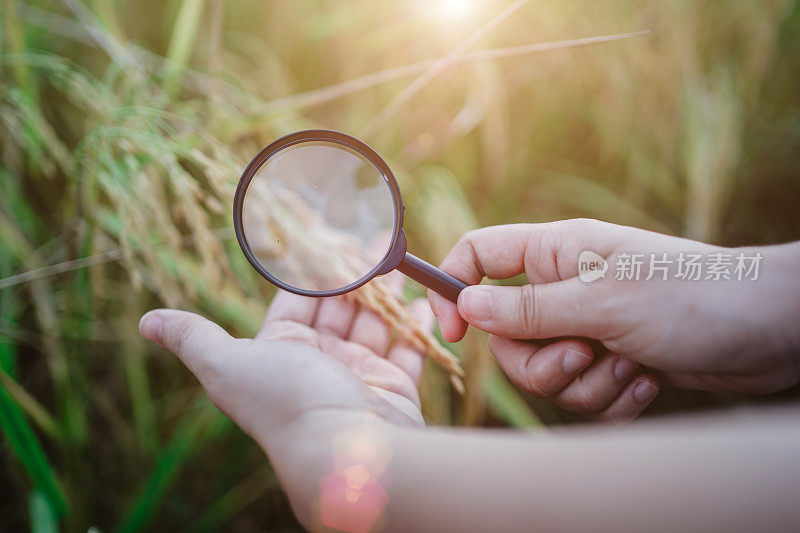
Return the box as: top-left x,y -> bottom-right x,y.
0,380 -> 68,518
164,0 -> 206,95
683,71 -> 742,242
0,365 -> 63,441
28,489 -> 59,533
246,181 -> 466,387
0,210 -> 86,443
413,167 -> 486,417
1,0 -> 37,99
1,1 -> 798,528
350,278 -> 465,391
86,0 -> 123,40
184,465 -> 276,532
360,0 -> 532,138
239,30 -> 649,129
117,397 -> 231,533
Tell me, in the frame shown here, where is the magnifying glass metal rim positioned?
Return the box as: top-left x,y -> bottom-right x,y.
233,129 -> 405,297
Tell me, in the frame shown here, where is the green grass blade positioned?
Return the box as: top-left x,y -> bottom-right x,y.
28,490 -> 59,533
163,0 -> 206,94
88,0 -> 124,39
116,397 -> 232,533
122,298 -> 159,456
0,191 -> 67,522
485,368 -> 543,430
1,0 -> 38,100
0,366 -> 63,442
184,466 -> 275,532
0,381 -> 67,518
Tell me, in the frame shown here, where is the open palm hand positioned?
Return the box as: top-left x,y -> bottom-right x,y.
138,273 -> 431,450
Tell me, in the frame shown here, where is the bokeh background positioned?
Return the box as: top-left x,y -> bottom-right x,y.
2,0 -> 799,530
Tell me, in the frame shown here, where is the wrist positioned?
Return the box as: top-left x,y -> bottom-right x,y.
766,243 -> 800,361
260,409 -> 396,529
744,243 -> 800,379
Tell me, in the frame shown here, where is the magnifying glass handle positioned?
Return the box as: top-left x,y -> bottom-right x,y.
396,252 -> 469,303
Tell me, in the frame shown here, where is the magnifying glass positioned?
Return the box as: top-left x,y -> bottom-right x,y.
233,129 -> 469,302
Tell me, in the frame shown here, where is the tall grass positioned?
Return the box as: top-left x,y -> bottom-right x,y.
1,0 -> 799,530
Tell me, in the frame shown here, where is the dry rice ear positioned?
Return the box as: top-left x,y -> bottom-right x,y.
241,165 -> 464,391
349,279 -> 465,394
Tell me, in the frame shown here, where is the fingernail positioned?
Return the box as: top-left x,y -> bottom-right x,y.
633,380 -> 658,403
139,312 -> 163,345
459,287 -> 492,323
437,318 -> 447,341
562,348 -> 591,374
614,357 -> 637,381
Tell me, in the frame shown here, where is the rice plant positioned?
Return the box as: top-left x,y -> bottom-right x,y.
1,0 -> 799,530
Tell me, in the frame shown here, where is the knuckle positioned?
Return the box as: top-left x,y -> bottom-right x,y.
171,318 -> 201,355
522,357 -> 554,398
440,233 -> 474,273
525,223 -> 547,250
516,284 -> 540,334
461,229 -> 479,245
442,229 -> 485,280
569,217 -> 600,231
459,231 -> 479,259
266,320 -> 318,346
520,361 -> 545,398
561,218 -> 602,245
450,233 -> 472,260
571,386 -> 606,414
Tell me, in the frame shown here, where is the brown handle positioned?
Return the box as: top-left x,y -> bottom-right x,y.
396,252 -> 469,303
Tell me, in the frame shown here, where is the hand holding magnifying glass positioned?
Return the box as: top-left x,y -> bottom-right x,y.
233,130 -> 470,302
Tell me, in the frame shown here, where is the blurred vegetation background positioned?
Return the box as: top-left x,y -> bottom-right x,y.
1,0 -> 799,530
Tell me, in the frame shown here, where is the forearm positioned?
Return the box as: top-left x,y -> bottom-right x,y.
734,241 -> 800,383
761,242 -> 800,357
269,407 -> 800,532
386,408 -> 800,532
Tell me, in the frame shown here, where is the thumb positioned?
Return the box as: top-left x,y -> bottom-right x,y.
456,280 -> 603,339
139,309 -> 235,380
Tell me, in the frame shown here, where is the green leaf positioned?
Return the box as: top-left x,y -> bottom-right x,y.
28,490 -> 59,533
117,397 -> 232,533
163,0 -> 206,94
0,382 -> 67,518
485,368 -> 543,430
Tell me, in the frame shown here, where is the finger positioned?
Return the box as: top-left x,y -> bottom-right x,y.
553,353 -> 639,413
257,290 -> 320,338
320,229 -> 396,341
430,225 -> 536,344
319,335 -> 419,406
367,387 -> 425,426
589,375 -> 659,424
386,298 -> 434,384
429,289 -> 466,343
256,318 -> 320,347
429,220 -> 619,342
139,309 -> 234,381
457,280 -> 606,340
313,295 -> 358,338
347,271 -> 404,356
488,335 -> 593,398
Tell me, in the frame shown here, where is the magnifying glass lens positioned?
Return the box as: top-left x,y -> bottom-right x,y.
241,141 -> 395,293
